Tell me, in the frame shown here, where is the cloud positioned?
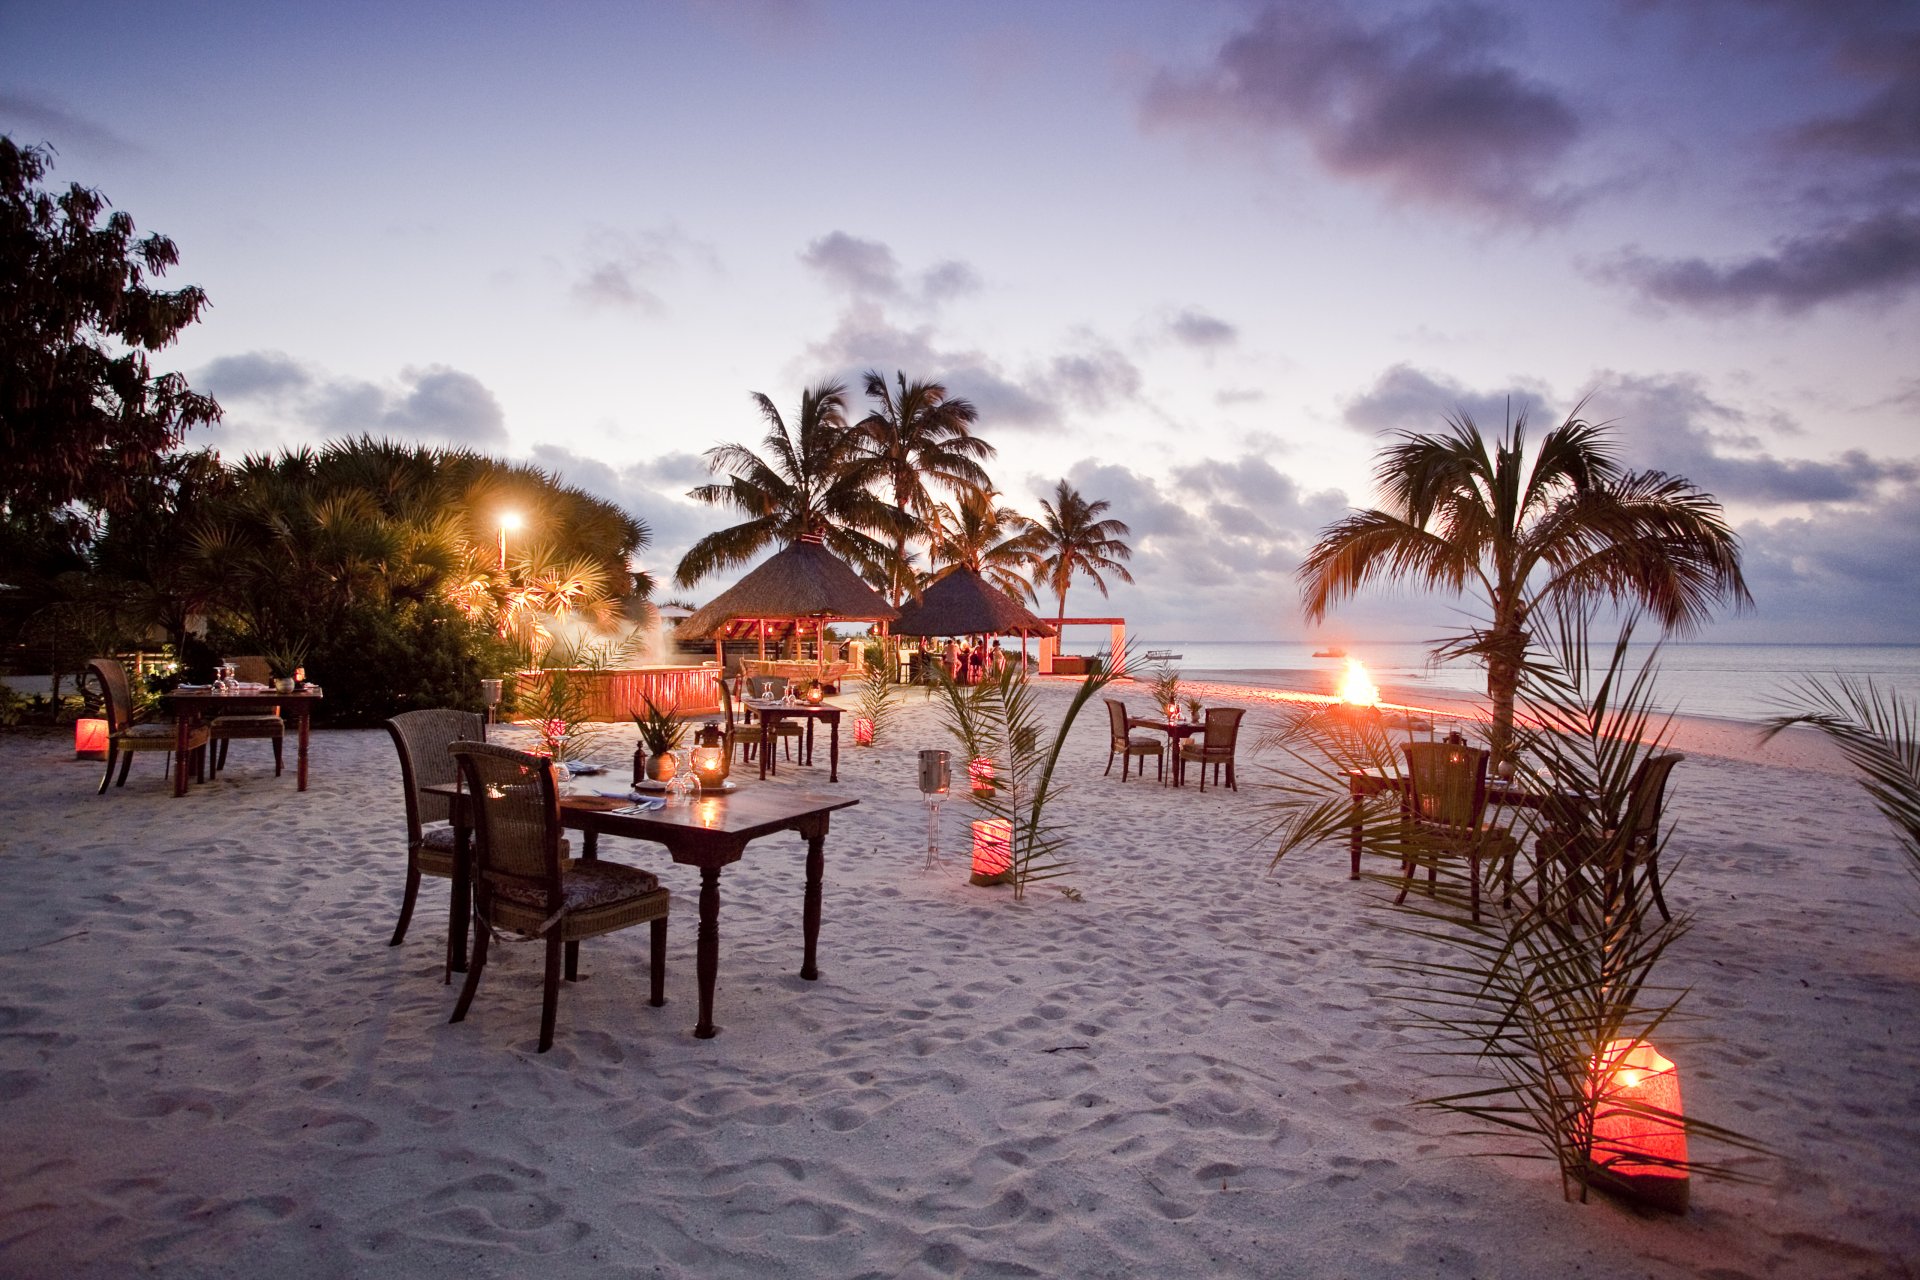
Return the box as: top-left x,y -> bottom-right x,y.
801,305 -> 1055,428
801,232 -> 980,307
0,93 -> 140,159
1601,210 -> 1920,312
1142,2 -> 1584,222
1166,307 -> 1238,349
526,445 -> 720,568
569,226 -> 717,313
1043,341 -> 1143,413
196,351 -> 508,450
1342,363 -> 1547,435
1725,483 -> 1920,638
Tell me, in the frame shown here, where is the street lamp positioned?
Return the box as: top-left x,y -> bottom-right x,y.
498,511 -> 523,571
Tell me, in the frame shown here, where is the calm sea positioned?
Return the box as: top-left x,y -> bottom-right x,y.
1131,640 -> 1920,725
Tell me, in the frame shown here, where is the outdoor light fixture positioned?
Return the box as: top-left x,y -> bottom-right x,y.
1586,1038 -> 1690,1213
75,718 -> 108,759
853,716 -> 875,746
969,818 -> 1013,886
498,511 -> 523,571
693,721 -> 729,787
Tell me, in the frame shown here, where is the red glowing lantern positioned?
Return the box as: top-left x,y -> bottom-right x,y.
969,756 -> 995,797
1585,1038 -> 1690,1213
853,716 -> 875,746
75,718 -> 109,759
970,818 -> 1012,886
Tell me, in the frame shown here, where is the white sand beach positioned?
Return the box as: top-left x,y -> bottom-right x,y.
1,677 -> 1915,1278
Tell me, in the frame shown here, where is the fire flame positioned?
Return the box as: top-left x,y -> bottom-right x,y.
1338,658 -> 1380,707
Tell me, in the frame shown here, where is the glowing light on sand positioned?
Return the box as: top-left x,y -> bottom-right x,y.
1586,1038 -> 1690,1213
1338,658 -> 1380,707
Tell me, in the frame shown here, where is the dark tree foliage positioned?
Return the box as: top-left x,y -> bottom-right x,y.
0,137 -> 221,547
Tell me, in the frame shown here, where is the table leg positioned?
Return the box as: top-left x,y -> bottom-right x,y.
296,708 -> 311,791
174,713 -> 192,797
449,821 -> 471,977
759,718 -> 773,780
581,830 -> 598,861
1349,778 -> 1363,879
695,866 -> 721,1039
804,718 -> 815,765
827,717 -> 839,783
801,829 -> 824,981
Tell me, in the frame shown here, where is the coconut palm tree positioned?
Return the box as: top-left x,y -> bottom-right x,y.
1299,407 -> 1751,766
675,380 -> 901,589
854,370 -> 996,605
1027,480 -> 1134,623
927,487 -> 1042,602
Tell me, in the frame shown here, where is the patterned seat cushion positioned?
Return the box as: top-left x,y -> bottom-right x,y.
493,859 -> 660,912
1125,735 -> 1164,751
120,721 -> 186,741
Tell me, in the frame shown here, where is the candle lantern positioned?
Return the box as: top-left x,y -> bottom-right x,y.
854,716 -> 875,747
75,718 -> 109,759
805,680 -> 826,705
1585,1038 -> 1690,1213
969,756 -> 995,798
918,749 -> 950,871
1166,702 -> 1179,720
969,818 -> 1013,886
692,720 -> 730,787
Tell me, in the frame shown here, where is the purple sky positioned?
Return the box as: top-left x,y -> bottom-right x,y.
5,0 -> 1917,642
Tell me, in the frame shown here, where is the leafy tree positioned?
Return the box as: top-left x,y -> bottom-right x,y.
1027,479 -> 1135,623
927,487 -> 1041,602
0,137 -> 221,548
675,381 -> 901,589
854,370 -> 994,605
1299,408 -> 1749,767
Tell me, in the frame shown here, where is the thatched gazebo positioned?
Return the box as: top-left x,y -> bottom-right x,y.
891,568 -> 1056,640
676,539 -> 899,678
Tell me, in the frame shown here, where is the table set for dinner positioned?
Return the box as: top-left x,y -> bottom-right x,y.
163,680 -> 325,796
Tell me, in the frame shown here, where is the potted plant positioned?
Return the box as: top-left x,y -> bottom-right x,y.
262,640 -> 311,693
633,694 -> 687,782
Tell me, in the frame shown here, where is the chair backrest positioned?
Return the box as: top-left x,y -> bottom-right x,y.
1621,753 -> 1684,852
386,708 -> 486,840
228,655 -> 272,684
1202,706 -> 1244,750
1403,741 -> 1490,831
718,679 -> 737,733
449,739 -> 564,903
1105,698 -> 1131,745
87,658 -> 136,734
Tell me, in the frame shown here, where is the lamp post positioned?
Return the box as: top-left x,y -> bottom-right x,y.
497,511 -> 523,572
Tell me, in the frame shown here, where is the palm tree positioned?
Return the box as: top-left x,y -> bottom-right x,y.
675,380 -> 901,589
927,487 -> 1041,602
1027,480 -> 1134,623
1299,407 -> 1751,766
854,370 -> 996,605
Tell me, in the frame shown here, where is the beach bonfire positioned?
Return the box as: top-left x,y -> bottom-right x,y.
1338,658 -> 1381,708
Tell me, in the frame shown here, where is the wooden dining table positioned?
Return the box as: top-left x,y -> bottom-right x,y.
745,699 -> 844,782
1345,769 -> 1560,879
164,687 -> 324,796
427,782 -> 858,1039
1128,716 -> 1205,787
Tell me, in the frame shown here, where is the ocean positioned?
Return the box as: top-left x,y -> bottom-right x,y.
1131,640 -> 1920,726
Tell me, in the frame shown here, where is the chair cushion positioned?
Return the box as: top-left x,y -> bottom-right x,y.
211,714 -> 284,738
1124,736 -> 1163,751
116,720 -> 209,748
492,859 -> 661,913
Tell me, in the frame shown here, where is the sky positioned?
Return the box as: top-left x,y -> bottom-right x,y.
4,0 -> 1917,645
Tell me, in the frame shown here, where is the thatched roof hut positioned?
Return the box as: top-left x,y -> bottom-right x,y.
676,540 -> 899,655
890,568 -> 1056,638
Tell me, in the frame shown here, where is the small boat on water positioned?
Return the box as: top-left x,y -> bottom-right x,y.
1143,649 -> 1183,662
1312,647 -> 1346,658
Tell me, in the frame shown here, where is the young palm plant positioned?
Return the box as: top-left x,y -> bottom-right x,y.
856,635 -> 900,746
1262,620 -> 1766,1206
1762,677 -> 1920,884
933,657 -> 1118,901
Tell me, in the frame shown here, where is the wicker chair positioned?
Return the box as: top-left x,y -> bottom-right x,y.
1609,753 -> 1685,923
448,740 -> 670,1053
208,655 -> 284,777
1103,699 -> 1164,782
1397,741 -> 1519,923
88,658 -> 208,794
384,709 -> 486,960
1179,707 -> 1246,791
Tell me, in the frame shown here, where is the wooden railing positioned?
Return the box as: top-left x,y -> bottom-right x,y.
514,666 -> 723,722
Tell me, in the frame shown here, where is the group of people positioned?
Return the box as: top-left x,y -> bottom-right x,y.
941,636 -> 1008,685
